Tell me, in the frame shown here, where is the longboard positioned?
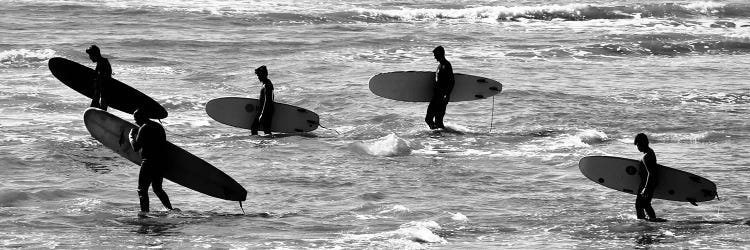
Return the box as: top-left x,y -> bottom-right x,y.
49,57 -> 168,119
205,97 -> 319,133
579,156 -> 717,204
83,108 -> 246,201
369,71 -> 502,102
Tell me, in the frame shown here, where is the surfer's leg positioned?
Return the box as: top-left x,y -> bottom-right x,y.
137,166 -> 151,212
262,108 -> 273,135
100,97 -> 108,111
151,175 -> 173,210
635,195 -> 646,219
643,195 -> 656,220
425,99 -> 438,129
435,98 -> 448,128
250,113 -> 261,135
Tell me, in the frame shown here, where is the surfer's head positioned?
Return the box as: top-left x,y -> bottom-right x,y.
133,108 -> 148,125
86,45 -> 102,61
634,133 -> 649,151
433,46 -> 445,61
255,65 -> 268,80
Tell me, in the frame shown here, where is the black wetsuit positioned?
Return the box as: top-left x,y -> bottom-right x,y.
131,120 -> 172,212
251,79 -> 274,135
90,58 -> 111,110
425,60 -> 455,129
636,149 -> 658,220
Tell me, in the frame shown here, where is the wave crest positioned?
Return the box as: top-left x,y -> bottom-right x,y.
353,2 -> 750,22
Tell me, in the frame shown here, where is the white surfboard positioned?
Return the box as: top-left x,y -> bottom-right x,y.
205,97 -> 319,133
579,156 -> 717,204
83,108 -> 247,201
369,71 -> 502,102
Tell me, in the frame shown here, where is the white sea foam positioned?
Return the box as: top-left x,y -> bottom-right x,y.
450,212 -> 468,222
684,2 -> 727,15
379,204 -> 411,214
0,49 -> 56,67
521,129 -> 609,152
350,133 -> 413,156
116,65 -> 183,76
337,220 -> 446,248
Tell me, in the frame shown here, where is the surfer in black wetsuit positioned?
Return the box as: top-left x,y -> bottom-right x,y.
86,45 -> 111,111
129,109 -> 176,214
425,46 -> 455,129
251,65 -> 274,136
634,133 -> 662,222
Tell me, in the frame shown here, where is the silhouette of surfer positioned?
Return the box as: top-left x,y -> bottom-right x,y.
634,133 -> 664,222
129,109 -> 176,215
86,45 -> 111,110
251,65 -> 274,136
425,46 -> 454,129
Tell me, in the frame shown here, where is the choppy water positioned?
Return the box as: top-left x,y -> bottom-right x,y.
2,0 -> 750,249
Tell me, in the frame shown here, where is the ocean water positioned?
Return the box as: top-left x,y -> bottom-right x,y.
2,0 -> 750,249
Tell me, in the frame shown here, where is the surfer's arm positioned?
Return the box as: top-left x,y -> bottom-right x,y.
640,153 -> 657,195
435,63 -> 455,98
259,83 -> 273,118
96,59 -> 112,80
444,78 -> 455,100
640,163 -> 652,195
444,64 -> 455,96
130,127 -> 143,151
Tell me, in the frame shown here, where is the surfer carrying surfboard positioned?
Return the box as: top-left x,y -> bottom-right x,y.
129,109 -> 176,214
634,133 -> 663,222
85,45 -> 111,111
251,65 -> 275,136
425,46 -> 455,129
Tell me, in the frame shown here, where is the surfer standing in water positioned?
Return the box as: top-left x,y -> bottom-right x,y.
129,109 -> 176,215
634,133 -> 664,222
251,65 -> 274,136
86,45 -> 111,111
425,46 -> 455,129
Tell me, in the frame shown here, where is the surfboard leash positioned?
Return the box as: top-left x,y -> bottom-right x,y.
488,85 -> 502,134
309,120 -> 341,135
239,201 -> 246,215
488,95 -> 496,134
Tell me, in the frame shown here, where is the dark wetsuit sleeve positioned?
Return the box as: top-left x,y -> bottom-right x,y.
641,152 -> 658,194
260,80 -> 274,116
435,62 -> 455,98
100,59 -> 112,79
132,125 -> 146,152
442,63 -> 455,95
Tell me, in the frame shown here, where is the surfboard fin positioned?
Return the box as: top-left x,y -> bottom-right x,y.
687,198 -> 698,206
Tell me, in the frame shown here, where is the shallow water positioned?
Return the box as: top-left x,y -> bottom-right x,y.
2,0 -> 750,249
